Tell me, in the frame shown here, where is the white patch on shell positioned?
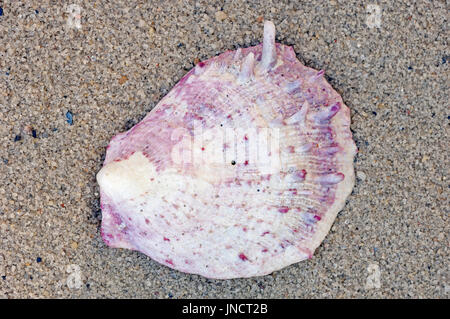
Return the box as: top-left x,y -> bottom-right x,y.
97,152 -> 310,278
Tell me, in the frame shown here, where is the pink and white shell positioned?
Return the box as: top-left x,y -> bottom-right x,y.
97,21 -> 357,279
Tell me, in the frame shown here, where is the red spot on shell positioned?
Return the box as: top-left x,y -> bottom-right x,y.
262,248 -> 268,253
314,215 -> 322,221
244,160 -> 249,165
164,237 -> 170,241
278,206 -> 290,213
239,253 -> 248,261
296,169 -> 307,180
201,147 -> 205,151
244,135 -> 248,140
288,145 -> 295,153
145,219 -> 150,224
261,231 -> 270,236
165,259 -> 174,266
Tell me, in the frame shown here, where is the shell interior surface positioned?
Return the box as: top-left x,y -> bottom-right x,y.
97,21 -> 357,279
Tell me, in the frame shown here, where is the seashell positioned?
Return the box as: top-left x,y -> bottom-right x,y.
97,21 -> 357,279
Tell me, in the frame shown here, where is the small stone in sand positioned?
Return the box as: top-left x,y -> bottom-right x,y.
119,75 -> 128,85
215,11 -> 227,22
357,171 -> 367,181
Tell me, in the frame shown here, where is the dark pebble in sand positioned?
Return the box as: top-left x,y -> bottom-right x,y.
66,111 -> 73,125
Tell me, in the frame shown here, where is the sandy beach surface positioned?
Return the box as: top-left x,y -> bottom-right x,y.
0,0 -> 448,298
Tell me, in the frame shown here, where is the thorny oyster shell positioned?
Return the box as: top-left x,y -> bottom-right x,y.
97,21 -> 357,279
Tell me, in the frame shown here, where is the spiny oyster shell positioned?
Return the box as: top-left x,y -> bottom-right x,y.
97,21 -> 357,279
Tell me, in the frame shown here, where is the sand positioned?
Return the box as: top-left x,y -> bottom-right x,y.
0,0 -> 448,298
